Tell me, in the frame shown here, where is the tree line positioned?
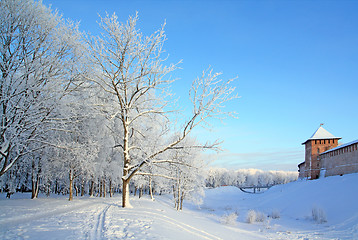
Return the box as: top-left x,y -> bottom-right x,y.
206,168 -> 298,188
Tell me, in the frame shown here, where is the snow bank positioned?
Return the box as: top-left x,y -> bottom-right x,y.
250,173 -> 358,224
198,173 -> 358,239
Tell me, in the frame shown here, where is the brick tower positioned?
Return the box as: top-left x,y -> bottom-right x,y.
301,125 -> 341,179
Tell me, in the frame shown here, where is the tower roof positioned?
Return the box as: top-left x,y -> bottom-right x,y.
302,126 -> 341,145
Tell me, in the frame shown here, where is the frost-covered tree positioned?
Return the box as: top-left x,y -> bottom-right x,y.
168,139 -> 207,210
0,0 -> 84,177
49,91 -> 112,201
206,168 -> 298,188
86,13 -> 238,207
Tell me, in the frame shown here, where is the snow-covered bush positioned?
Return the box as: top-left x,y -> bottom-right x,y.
246,210 -> 256,223
255,211 -> 266,222
312,206 -> 327,223
221,212 -> 238,226
246,210 -> 266,223
268,209 -> 280,219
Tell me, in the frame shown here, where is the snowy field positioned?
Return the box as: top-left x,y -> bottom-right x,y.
1,174 -> 357,240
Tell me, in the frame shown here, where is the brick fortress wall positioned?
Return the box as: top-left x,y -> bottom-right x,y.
320,141 -> 358,177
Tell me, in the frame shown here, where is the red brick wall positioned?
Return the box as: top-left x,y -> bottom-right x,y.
321,142 -> 358,177
304,139 -> 339,179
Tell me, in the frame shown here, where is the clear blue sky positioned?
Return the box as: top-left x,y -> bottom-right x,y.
43,0 -> 358,172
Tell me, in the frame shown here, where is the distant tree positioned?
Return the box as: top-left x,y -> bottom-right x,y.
168,138 -> 206,210
206,168 -> 298,188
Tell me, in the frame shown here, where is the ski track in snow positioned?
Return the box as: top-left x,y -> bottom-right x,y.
90,204 -> 110,240
86,202 -> 222,240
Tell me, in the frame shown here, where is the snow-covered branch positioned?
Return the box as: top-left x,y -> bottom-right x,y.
0,0 -> 86,177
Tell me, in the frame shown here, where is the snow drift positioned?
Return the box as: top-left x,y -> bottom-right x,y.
198,173 -> 358,239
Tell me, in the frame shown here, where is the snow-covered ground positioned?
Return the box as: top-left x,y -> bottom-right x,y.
1,173 -> 357,239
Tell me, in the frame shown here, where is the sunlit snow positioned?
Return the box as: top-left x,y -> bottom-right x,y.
1,173 -> 357,239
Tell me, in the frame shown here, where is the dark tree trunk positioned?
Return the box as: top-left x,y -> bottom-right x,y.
109,179 -> 113,197
139,187 -> 143,198
74,184 -> 79,196
180,191 -> 185,210
31,160 -> 40,199
102,179 -> 106,198
89,180 -> 94,197
81,180 -> 85,196
99,178 -> 103,197
46,181 -> 51,197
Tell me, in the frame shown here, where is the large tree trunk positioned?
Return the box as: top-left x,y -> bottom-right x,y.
122,179 -> 132,208
121,111 -> 132,208
31,177 -> 39,199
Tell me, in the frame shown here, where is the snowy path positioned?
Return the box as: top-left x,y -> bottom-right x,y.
83,200 -> 223,240
0,198 -> 99,228
1,196 -> 261,240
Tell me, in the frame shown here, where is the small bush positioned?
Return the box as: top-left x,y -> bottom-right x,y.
255,211 -> 266,222
312,207 -> 327,223
268,209 -> 280,219
246,210 -> 266,223
246,210 -> 256,223
221,212 -> 238,226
